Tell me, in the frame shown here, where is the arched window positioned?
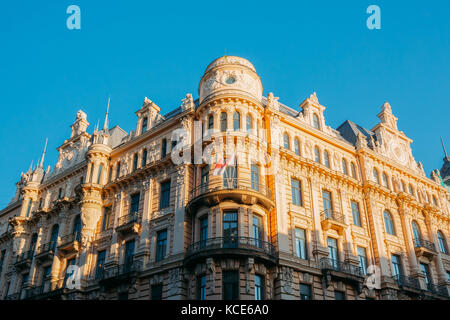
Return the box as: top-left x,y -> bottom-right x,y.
382,173 -> 389,189
314,147 -> 321,163
283,133 -> 290,149
383,211 -> 395,235
220,112 -> 227,132
161,139 -> 167,158
437,231 -> 448,254
141,117 -> 148,134
351,162 -> 357,179
313,114 -> 320,129
97,164 -> 103,184
342,159 -> 348,175
373,169 -> 380,184
294,138 -> 300,155
142,149 -> 148,167
208,115 -> 214,131
246,114 -> 253,133
73,215 -> 82,242
321,151 -> 329,168
411,221 -> 421,246
233,111 -> 240,131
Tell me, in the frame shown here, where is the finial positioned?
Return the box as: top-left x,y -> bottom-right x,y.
39,138 -> 48,168
441,137 -> 448,158
103,97 -> 110,130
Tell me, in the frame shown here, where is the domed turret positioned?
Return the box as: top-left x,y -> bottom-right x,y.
198,56 -> 263,104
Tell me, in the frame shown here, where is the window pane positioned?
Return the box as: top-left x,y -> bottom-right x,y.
351,201 -> 361,227
291,179 -> 302,206
254,275 -> 264,300
160,180 -> 171,209
222,271 -> 239,300
295,228 -> 307,260
197,275 -> 206,300
156,230 -> 167,262
357,247 -> 367,275
300,284 -> 312,300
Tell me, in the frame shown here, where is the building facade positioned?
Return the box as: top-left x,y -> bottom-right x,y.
0,56 -> 449,300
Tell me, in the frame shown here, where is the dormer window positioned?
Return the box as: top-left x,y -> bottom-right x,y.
141,117 -> 148,134
313,114 -> 320,129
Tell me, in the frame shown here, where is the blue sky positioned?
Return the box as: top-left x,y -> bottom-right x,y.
0,0 -> 449,207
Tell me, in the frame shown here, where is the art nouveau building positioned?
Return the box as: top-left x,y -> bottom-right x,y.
0,56 -> 449,300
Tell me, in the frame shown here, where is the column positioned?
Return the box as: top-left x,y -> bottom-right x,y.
172,166 -> 187,255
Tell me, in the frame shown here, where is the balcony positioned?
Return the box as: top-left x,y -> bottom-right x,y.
414,239 -> 437,259
116,212 -> 141,235
23,281 -> 64,300
98,260 -> 143,288
58,233 -> 81,256
320,210 -> 347,234
14,250 -> 34,271
4,293 -> 20,300
320,258 -> 364,292
436,284 -> 450,298
186,178 -> 274,214
393,274 -> 421,293
184,237 -> 277,266
35,242 -> 57,264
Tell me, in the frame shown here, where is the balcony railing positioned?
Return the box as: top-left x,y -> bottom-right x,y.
118,212 -> 141,227
393,274 -> 421,291
36,242 -> 57,256
15,250 -> 34,265
4,293 -> 20,300
436,284 -> 450,297
414,239 -> 436,252
319,258 -> 362,277
59,233 -> 81,246
99,259 -> 143,281
320,210 -> 346,224
189,178 -> 273,202
185,237 -> 277,262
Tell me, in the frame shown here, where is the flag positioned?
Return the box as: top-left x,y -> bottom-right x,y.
213,153 -> 236,176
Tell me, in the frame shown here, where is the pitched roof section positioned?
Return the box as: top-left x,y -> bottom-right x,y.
336,120 -> 376,147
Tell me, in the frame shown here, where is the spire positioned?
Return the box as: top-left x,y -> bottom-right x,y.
39,138 -> 48,168
103,97 -> 110,131
441,137 -> 448,158
28,160 -> 34,173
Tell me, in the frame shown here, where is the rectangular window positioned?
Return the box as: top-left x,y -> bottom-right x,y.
420,263 -> 432,286
130,193 -> 140,214
447,271 -> 450,282
291,179 -> 302,206
197,275 -> 206,300
253,216 -> 262,248
300,284 -> 312,300
223,164 -> 237,189
222,271 -> 239,300
251,164 -> 260,191
199,216 -> 208,247
116,163 -> 121,180
254,275 -> 264,300
201,166 -> 209,193
357,247 -> 368,275
156,229 -> 167,262
141,117 -> 148,134
322,191 -> 333,218
96,250 -> 106,279
295,228 -> 308,260
160,180 -> 171,209
124,240 -> 135,271
0,249 -> 6,271
97,164 -> 103,184
43,265 -> 52,280
102,206 -> 112,231
391,254 -> 402,279
223,211 -> 238,248
334,290 -> 345,300
351,201 -> 362,227
25,199 -> 33,217
151,284 -> 163,300
142,149 -> 147,167
327,238 -> 339,269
